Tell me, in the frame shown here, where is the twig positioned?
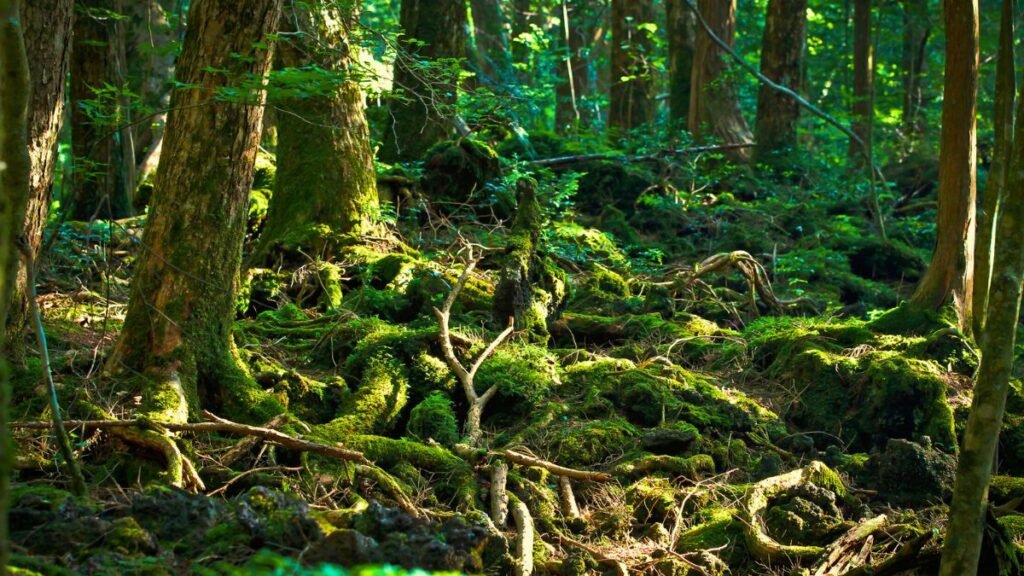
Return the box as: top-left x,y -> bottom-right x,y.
501,449 -> 611,482
220,414 -> 287,467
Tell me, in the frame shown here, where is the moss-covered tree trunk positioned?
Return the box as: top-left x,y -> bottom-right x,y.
107,0 -> 283,425
910,0 -> 977,327
901,0 -> 930,139
258,0 -> 379,254
379,0 -> 466,163
70,0 -> 132,220
940,12 -> 1022,570
665,0 -> 695,124
754,0 -> 806,164
609,0 -> 654,134
5,0 -> 74,359
973,0 -> 1013,341
689,0 -> 752,163
848,0 -> 873,166
0,0 -> 32,567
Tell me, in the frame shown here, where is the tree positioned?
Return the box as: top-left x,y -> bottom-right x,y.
70,0 -> 132,220
609,0 -> 654,133
754,0 -> 807,164
665,0 -> 695,124
5,0 -> 74,357
469,0 -> 513,85
107,0 -> 283,451
555,0 -> 596,133
941,6 -> 1020,573
0,0 -> 32,567
848,0 -> 873,165
689,0 -> 752,162
379,0 -> 466,163
910,0 -> 978,325
257,0 -> 379,255
901,0 -> 931,139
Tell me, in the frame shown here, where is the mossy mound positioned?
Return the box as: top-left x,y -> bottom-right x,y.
421,139 -> 503,211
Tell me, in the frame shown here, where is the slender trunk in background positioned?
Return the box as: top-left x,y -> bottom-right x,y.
848,0 -> 873,165
380,0 -> 466,163
665,0 -> 695,124
108,0 -> 283,426
689,0 -> 752,162
6,0 -> 74,359
555,1 -> 595,133
0,0 -> 33,568
609,0 -> 655,134
973,0 -> 1014,341
901,0 -> 931,141
258,0 -> 379,254
940,9 -> 1022,570
71,0 -> 132,220
910,0 -> 978,329
754,0 -> 807,165
469,0 -> 513,85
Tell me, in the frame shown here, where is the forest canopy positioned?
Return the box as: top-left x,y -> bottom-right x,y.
1,0 -> 1023,575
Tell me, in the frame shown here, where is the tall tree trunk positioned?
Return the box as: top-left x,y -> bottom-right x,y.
665,0 -> 695,124
941,7 -> 1021,571
754,0 -> 807,164
973,0 -> 1014,341
848,0 -> 873,164
107,0 -> 283,427
609,0 -> 654,133
258,0 -> 379,255
5,0 -> 74,357
0,0 -> 32,568
555,0 -> 594,133
469,0 -> 512,85
901,0 -> 931,140
910,0 -> 978,327
70,0 -> 133,220
379,0 -> 466,163
689,0 -> 752,162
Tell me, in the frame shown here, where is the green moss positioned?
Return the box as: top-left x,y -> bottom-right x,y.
991,476 -> 1024,503
675,507 -> 744,556
316,262 -> 344,311
616,453 -> 716,479
548,221 -> 628,268
105,517 -> 156,554
544,417 -> 639,467
409,352 -> 456,396
421,139 -> 502,206
407,393 -> 460,447
327,354 -> 409,435
476,342 -> 558,418
627,476 -> 678,524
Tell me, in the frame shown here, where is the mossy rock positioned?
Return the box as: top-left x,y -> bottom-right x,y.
543,417 -> 640,467
863,438 -> 955,506
407,393 -> 460,447
327,354 -> 410,435
574,160 -> 657,216
548,222 -> 629,269
627,476 -> 678,525
421,139 -> 502,209
675,507 -> 747,566
476,342 -> 559,421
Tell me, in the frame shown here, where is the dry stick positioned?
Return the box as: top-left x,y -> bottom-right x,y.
432,248 -> 515,446
20,242 -> 86,496
529,143 -> 757,169
501,449 -> 612,482
491,459 -> 510,527
558,475 -> 580,519
512,498 -> 535,576
682,0 -> 888,242
220,413 -> 288,467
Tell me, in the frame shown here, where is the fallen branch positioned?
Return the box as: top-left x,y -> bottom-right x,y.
492,459 -> 510,527
676,251 -> 816,315
501,449 -> 612,482
558,476 -> 581,520
811,514 -> 889,576
512,498 -> 535,576
220,414 -> 288,467
529,143 -> 757,169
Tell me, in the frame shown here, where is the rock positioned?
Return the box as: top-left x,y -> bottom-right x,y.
778,433 -> 815,454
642,422 -> 700,454
304,529 -> 379,566
642,522 -> 672,547
866,438 -> 956,505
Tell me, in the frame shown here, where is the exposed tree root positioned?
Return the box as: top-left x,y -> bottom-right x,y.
558,476 -> 580,520
491,459 -> 510,527
511,496 -> 535,576
810,514 -> 889,576
501,449 -> 612,482
674,251 -> 816,315
354,463 -> 422,518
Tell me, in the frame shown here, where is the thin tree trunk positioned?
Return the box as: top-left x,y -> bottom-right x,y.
689,0 -> 752,162
555,1 -> 594,133
380,0 -> 466,163
973,0 -> 1014,341
754,0 -> 807,164
665,0 -> 695,124
910,0 -> 978,328
901,0 -> 930,140
848,0 -> 873,165
940,11 -> 1023,571
609,0 -> 655,133
0,0 -> 33,568
6,0 -> 74,358
107,0 -> 283,425
259,0 -> 379,255
470,0 -> 512,85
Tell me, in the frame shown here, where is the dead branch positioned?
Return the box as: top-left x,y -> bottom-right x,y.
432,246 -> 515,446
558,476 -> 581,520
220,414 -> 288,467
676,251 -> 816,315
512,498 -> 535,576
491,459 -> 510,527
501,449 -> 612,482
811,515 -> 889,576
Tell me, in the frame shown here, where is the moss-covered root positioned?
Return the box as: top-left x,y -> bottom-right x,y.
740,461 -> 845,562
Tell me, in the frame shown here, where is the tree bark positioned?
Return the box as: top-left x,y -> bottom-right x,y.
972,0 -> 1014,341
258,0 -> 379,254
0,0 -> 32,567
848,0 -> 873,165
6,0 -> 74,358
107,0 -> 283,425
688,0 -> 752,162
754,0 -> 807,164
70,0 -> 132,220
910,0 -> 978,328
901,0 -> 931,139
469,0 -> 513,85
940,8 -> 1023,570
609,0 -> 655,133
665,0 -> 695,124
379,0 -> 466,163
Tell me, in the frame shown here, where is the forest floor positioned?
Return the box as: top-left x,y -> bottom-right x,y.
8,141 -> 1024,576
